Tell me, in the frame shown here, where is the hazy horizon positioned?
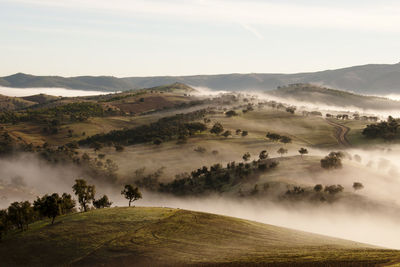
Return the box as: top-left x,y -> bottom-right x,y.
1,0 -> 400,77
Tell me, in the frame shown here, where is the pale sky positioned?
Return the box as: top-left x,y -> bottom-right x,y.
1,0 -> 400,77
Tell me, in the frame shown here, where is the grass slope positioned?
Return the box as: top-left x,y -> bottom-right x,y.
1,207 -> 399,266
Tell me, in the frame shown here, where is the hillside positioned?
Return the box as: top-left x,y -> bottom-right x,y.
1,207 -> 399,266
0,94 -> 36,111
266,83 -> 400,110
3,63 -> 400,94
0,73 -> 133,92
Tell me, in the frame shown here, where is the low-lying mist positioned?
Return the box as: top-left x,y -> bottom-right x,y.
2,145 -> 400,250
0,86 -> 114,97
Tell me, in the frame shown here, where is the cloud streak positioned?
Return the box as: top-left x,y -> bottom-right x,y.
5,0 -> 400,33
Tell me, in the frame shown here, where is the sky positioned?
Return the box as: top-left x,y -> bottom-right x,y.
0,0 -> 400,77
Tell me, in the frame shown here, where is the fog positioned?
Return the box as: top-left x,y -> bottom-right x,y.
0,86 -> 114,97
2,87 -> 400,251
2,145 -> 400,249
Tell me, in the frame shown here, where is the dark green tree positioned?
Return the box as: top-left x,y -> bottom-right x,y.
93,195 -> 112,209
72,179 -> 96,212
210,122 -> 224,135
121,185 -> 142,207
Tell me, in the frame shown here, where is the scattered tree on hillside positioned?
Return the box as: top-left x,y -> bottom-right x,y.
259,150 -> 268,160
320,151 -> 344,169
242,152 -> 251,162
225,110 -> 238,117
93,195 -> 112,209
313,184 -> 323,192
324,184 -> 344,194
280,136 -> 292,144
210,122 -> 224,135
121,185 -> 142,207
33,193 -> 75,224
241,130 -> 248,137
298,148 -> 308,158
222,130 -> 232,138
277,147 -> 288,157
353,182 -> 364,191
266,132 -> 281,141
72,179 -> 96,212
7,201 -> 34,231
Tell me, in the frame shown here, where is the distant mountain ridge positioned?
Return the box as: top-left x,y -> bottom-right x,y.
2,63 -> 400,94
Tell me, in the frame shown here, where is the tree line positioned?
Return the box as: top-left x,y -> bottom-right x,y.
79,109 -> 208,147
0,179 -> 142,241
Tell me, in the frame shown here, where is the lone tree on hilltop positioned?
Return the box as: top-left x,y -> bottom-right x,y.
72,179 -> 96,212
353,182 -> 364,191
277,147 -> 288,157
210,122 -> 224,135
298,148 -> 308,158
121,185 -> 142,207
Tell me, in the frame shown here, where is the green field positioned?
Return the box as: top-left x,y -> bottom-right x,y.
1,207 -> 399,266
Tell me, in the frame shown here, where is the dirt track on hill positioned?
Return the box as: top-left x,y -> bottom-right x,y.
326,119 -> 351,147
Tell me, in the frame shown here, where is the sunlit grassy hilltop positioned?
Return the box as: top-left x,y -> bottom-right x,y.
1,207 -> 400,266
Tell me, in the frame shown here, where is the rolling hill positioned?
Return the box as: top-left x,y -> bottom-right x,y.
3,63 -> 400,94
1,207 -> 399,266
266,83 -> 400,110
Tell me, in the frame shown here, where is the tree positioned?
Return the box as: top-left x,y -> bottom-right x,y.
121,185 -> 142,207
225,110 -> 238,117
222,130 -> 231,138
321,152 -> 343,169
60,193 -> 76,214
210,122 -> 224,135
34,193 -> 62,224
242,152 -> 251,162
280,136 -> 292,144
72,179 -> 96,212
277,147 -> 288,157
266,132 -> 281,141
0,209 -> 9,240
236,129 -> 242,135
353,182 -> 364,191
93,195 -> 112,209
7,201 -> 34,231
298,148 -> 308,158
313,184 -> 323,192
153,138 -> 163,145
259,150 -> 268,160
115,144 -> 124,152
241,131 -> 248,137
90,141 -> 103,152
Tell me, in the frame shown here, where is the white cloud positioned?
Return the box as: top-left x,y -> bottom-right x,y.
5,0 -> 400,33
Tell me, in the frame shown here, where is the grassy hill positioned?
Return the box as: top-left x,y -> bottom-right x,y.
0,94 -> 36,111
1,207 -> 399,266
3,63 -> 400,94
267,83 -> 400,110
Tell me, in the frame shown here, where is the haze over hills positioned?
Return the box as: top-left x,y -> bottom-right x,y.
2,63 -> 400,94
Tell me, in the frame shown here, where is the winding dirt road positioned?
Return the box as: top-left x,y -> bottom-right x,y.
326,119 -> 351,147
